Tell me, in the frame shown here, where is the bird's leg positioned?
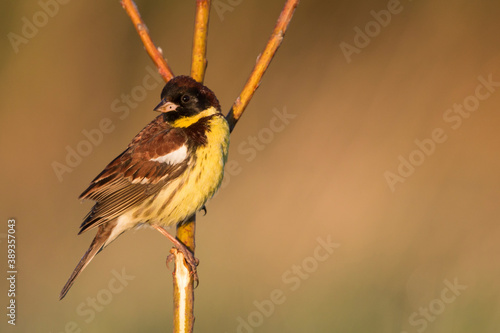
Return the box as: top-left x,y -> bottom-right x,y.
151,225 -> 199,284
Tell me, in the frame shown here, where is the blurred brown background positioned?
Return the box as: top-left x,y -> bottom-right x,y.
1,0 -> 499,332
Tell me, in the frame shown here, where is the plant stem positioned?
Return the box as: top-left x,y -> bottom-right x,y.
173,215 -> 196,333
120,0 -> 175,82
173,1 -> 212,332
225,0 -> 300,132
191,0 -> 211,82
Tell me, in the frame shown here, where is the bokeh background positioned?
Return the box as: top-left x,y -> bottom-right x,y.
1,0 -> 499,332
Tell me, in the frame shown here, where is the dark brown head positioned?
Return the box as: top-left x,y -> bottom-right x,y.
154,76 -> 221,122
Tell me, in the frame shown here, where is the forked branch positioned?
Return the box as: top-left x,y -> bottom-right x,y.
121,1 -> 299,332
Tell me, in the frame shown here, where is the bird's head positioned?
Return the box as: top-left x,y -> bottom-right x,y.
154,76 -> 221,123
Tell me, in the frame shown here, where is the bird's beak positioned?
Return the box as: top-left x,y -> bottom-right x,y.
154,100 -> 178,113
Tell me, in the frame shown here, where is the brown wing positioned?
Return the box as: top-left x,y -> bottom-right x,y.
78,115 -> 190,234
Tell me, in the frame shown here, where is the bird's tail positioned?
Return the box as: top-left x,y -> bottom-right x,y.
59,222 -> 116,300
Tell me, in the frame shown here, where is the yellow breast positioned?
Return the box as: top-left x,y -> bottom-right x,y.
132,109 -> 230,226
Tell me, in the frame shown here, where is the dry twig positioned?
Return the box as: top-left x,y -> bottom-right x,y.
190,0 -> 211,82
121,0 -> 175,82
225,0 -> 300,132
173,215 -> 196,333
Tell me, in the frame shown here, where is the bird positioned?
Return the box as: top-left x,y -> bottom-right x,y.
59,75 -> 230,300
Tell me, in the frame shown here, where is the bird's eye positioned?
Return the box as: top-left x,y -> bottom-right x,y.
181,94 -> 191,104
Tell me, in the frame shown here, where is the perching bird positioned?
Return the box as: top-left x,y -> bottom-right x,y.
60,76 -> 230,299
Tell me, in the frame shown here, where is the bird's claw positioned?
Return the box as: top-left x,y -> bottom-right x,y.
166,246 -> 199,287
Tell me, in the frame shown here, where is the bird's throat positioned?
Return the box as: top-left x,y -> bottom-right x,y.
170,106 -> 220,128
